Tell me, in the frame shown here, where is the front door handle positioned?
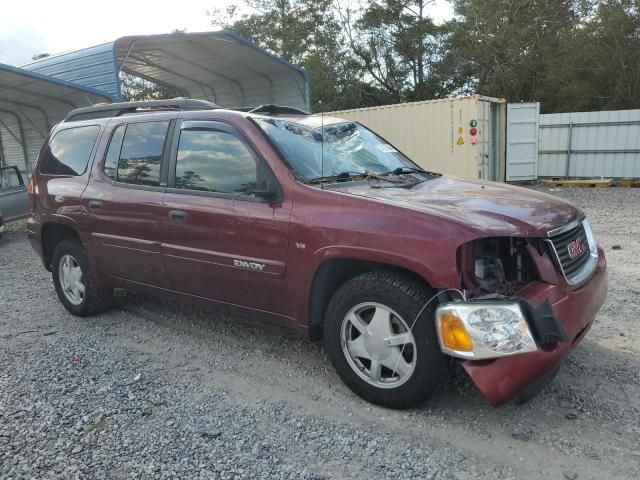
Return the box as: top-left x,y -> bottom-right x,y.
88,199 -> 102,210
168,209 -> 188,222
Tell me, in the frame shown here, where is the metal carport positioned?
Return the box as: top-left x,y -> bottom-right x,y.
0,63 -> 113,175
22,31 -> 311,111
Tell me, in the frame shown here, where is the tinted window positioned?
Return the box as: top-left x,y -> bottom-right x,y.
104,125 -> 125,180
117,121 -> 169,186
40,126 -> 100,176
174,129 -> 257,195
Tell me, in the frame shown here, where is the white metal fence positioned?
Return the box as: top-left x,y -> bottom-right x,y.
538,109 -> 640,178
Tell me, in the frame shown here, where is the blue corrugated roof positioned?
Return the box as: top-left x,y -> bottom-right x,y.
21,42 -> 121,101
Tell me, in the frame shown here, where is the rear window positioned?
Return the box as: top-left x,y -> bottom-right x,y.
40,126 -> 100,176
116,121 -> 169,187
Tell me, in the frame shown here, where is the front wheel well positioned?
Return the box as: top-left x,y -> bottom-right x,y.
41,222 -> 81,271
308,259 -> 431,341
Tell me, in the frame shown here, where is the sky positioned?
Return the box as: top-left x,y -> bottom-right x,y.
0,0 -> 454,66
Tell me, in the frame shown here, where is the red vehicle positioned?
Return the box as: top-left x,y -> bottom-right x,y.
28,100 -> 607,408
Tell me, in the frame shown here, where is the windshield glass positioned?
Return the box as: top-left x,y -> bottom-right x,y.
255,117 -> 422,181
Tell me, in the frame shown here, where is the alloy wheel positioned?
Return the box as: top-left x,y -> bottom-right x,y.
340,302 -> 417,389
58,254 -> 85,306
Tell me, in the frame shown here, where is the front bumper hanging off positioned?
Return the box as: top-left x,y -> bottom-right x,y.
463,248 -> 607,407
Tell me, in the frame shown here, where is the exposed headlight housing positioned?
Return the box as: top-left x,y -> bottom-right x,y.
436,302 -> 537,359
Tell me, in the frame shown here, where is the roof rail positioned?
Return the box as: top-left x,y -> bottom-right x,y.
246,104 -> 310,116
64,98 -> 219,122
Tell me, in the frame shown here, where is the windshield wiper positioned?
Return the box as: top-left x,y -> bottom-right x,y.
307,171 -> 367,184
379,166 -> 439,177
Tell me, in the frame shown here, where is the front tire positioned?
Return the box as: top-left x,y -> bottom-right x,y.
52,239 -> 112,316
324,271 -> 445,409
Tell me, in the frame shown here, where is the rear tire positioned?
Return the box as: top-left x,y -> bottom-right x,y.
52,239 -> 113,316
324,271 -> 445,409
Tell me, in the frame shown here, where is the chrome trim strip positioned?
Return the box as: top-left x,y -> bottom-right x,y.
546,216 -> 584,238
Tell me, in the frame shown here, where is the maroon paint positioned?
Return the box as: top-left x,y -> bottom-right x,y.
463,249 -> 607,406
28,108 -> 607,406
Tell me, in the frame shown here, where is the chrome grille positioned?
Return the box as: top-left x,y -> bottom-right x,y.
546,219 -> 598,285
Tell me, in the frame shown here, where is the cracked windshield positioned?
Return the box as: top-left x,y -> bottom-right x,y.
256,118 -> 421,182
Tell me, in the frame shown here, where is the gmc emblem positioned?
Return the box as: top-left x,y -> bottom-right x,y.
567,236 -> 586,259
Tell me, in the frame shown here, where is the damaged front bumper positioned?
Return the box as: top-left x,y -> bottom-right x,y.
460,247 -> 607,407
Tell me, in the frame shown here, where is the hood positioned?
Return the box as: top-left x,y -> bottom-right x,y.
327,176 -> 580,237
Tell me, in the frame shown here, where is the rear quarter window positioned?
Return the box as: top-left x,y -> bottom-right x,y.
40,125 -> 100,176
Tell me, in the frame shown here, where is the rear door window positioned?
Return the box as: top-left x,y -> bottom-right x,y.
116,121 -> 169,186
40,126 -> 100,176
174,128 -> 257,195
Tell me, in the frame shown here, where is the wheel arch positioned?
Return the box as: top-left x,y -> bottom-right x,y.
41,221 -> 81,271
307,256 -> 436,341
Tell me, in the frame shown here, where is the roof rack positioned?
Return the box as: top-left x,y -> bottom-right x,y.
246,104 -> 310,116
64,98 -> 219,122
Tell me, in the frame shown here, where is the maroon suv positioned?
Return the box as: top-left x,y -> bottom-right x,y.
28,99 -> 607,408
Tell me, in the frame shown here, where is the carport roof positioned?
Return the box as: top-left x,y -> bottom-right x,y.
22,30 -> 311,111
0,63 -> 113,172
115,31 -> 310,110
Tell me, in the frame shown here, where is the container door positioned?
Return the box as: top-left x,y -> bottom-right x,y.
476,100 -> 490,180
506,103 -> 540,181
489,103 -> 500,181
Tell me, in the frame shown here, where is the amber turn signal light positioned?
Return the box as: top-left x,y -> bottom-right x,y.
439,313 -> 473,352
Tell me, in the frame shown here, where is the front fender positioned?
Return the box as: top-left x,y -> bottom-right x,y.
310,245 -> 458,289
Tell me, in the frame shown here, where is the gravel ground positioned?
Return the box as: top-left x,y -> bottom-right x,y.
1,187 -> 639,480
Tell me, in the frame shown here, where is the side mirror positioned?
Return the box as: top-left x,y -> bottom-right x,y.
253,179 -> 280,201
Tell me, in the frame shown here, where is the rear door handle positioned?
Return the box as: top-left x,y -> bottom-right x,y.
168,209 -> 188,222
88,199 -> 103,210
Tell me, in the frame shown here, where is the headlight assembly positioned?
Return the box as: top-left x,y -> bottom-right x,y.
436,302 -> 537,359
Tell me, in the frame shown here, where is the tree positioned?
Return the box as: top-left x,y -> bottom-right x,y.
210,0 -> 372,111
120,73 -> 181,102
448,0 -> 640,112
556,0 -> 640,111
343,1 -> 453,102
448,0 -> 577,108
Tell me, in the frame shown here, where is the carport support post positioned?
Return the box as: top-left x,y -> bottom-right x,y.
565,121 -> 574,179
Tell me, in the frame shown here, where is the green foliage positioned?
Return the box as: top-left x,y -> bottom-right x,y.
120,72 -> 182,102
448,0 -> 640,112
210,0 -> 369,111
449,0 -> 577,108
31,53 -> 51,61
348,1 -> 453,101
106,1 -> 640,112
213,0 -> 640,113
557,0 -> 640,112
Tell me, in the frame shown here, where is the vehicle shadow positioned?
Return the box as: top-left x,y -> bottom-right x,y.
112,290 -> 639,422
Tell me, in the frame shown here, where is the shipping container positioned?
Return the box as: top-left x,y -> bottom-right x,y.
327,95 -> 507,181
